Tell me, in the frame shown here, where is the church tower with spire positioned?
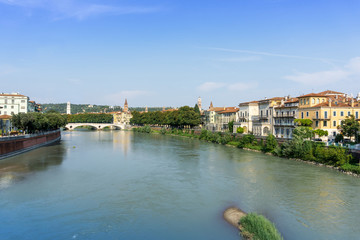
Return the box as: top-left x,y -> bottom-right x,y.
209,101 -> 213,110
124,99 -> 128,112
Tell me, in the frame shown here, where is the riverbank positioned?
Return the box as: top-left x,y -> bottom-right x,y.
132,126 -> 360,177
0,130 -> 61,160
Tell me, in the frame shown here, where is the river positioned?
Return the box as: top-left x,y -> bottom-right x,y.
0,131 -> 359,240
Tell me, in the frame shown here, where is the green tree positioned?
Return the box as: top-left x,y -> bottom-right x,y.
228,121 -> 234,133
236,127 -> 244,134
294,119 -> 313,127
264,134 -> 278,153
194,104 -> 201,115
339,115 -> 360,141
293,126 -> 313,140
313,129 -> 328,138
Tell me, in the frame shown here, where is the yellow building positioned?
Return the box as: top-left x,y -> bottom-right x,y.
298,90 -> 360,140
112,99 -> 132,125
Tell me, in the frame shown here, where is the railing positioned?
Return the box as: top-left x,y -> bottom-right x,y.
312,116 -> 330,120
0,129 -> 60,142
274,114 -> 296,118
274,123 -> 295,127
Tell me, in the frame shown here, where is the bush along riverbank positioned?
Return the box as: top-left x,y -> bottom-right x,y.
132,126 -> 359,175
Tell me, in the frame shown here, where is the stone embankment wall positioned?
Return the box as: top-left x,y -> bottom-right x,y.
0,130 -> 61,159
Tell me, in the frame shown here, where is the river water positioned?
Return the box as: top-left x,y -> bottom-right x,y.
0,131 -> 359,240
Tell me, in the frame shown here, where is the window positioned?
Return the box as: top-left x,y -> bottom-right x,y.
315,121 -> 319,127
21,100 -> 25,103
348,111 -> 351,116
323,121 -> 327,127
324,111 -> 328,119
266,110 -> 268,116
4,99 -> 8,104
340,111 -> 344,116
11,99 -> 14,104
301,112 -> 304,119
307,99 -> 309,104
356,112 -> 359,119
4,105 -> 7,108
306,112 -> 309,117
316,111 -> 319,119
300,99 -> 303,105
11,105 -> 14,109
312,98 -> 315,104
4,111 -> 7,115
333,120 -> 336,127
333,111 -> 336,117
21,106 -> 25,109
317,98 -> 320,104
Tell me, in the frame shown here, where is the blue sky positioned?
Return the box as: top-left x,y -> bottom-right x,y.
1,0 -> 359,108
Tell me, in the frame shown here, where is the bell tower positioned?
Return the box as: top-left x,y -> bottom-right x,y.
197,97 -> 202,112
66,102 -> 71,114
124,99 -> 128,112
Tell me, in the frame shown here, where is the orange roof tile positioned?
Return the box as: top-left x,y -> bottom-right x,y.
297,93 -> 327,98
0,93 -> 26,97
0,115 -> 12,119
318,90 -> 344,95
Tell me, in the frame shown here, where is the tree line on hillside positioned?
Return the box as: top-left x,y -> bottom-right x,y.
42,103 -> 123,114
11,112 -> 67,133
67,113 -> 113,123
42,103 -> 173,114
130,106 -> 201,128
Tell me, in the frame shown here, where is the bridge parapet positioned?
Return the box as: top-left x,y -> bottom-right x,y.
65,123 -> 126,130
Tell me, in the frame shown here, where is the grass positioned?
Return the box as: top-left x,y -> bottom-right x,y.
239,213 -> 283,240
340,163 -> 360,174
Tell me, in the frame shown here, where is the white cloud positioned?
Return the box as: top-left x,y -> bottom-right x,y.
209,47 -> 339,63
228,82 -> 258,91
198,82 -> 226,91
105,90 -> 152,104
284,57 -> 360,85
198,81 -> 257,92
0,0 -> 160,20
217,56 -> 261,62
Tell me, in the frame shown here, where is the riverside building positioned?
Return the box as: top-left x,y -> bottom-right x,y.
0,93 -> 39,116
298,90 -> 360,140
273,97 -> 299,139
112,99 -> 133,125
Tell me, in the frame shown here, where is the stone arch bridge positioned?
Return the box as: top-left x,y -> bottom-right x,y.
65,123 -> 126,130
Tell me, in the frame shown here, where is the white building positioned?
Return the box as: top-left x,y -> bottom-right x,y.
234,101 -> 259,134
273,97 -> 299,139
0,93 -> 33,116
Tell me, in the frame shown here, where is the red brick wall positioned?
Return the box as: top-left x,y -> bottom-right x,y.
0,131 -> 60,155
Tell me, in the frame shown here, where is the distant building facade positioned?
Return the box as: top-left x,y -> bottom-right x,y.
0,93 -> 39,116
112,99 -> 132,125
298,90 -> 360,140
273,97 -> 299,139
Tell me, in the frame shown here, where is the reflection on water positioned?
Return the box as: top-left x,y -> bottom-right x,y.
1,131 -> 360,240
0,142 -> 65,190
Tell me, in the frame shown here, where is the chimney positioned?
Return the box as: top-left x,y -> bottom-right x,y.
351,99 -> 354,107
329,98 -> 332,107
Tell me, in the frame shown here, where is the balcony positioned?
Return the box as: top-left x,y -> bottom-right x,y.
312,116 -> 330,120
274,123 -> 296,127
274,113 -> 296,118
